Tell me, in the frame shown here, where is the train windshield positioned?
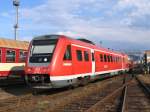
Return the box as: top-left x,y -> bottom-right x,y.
29,39 -> 57,63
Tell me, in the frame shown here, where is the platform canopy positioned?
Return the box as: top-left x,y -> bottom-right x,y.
0,38 -> 29,50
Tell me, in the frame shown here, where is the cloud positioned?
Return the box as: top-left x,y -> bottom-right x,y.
2,0 -> 150,50
114,0 -> 150,28
1,12 -> 11,18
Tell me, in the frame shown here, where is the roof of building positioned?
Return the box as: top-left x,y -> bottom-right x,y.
0,38 -> 29,50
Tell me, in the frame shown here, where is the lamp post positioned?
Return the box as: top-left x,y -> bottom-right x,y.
13,0 -> 20,40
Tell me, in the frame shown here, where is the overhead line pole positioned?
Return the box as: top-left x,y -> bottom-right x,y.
13,0 -> 20,40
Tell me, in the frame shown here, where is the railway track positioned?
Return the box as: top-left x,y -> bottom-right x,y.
83,75 -> 150,112
0,74 -> 126,112
122,76 -> 150,112
54,74 -> 132,112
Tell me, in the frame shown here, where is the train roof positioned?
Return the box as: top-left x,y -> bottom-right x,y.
33,35 -> 60,40
0,38 -> 29,50
77,38 -> 95,45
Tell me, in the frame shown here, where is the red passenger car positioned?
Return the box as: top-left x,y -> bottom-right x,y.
25,35 -> 129,88
0,38 -> 29,79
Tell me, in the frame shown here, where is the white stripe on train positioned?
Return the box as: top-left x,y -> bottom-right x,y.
50,68 -> 125,81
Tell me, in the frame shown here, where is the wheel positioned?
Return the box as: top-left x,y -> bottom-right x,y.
80,76 -> 90,86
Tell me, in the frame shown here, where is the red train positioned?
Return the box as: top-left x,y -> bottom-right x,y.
25,35 -> 129,88
0,38 -> 29,79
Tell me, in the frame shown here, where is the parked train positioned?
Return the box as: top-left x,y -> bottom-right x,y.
0,38 -> 29,79
25,35 -> 129,89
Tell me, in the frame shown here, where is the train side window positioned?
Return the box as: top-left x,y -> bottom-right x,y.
107,55 -> 110,62
110,55 -> 113,62
112,56 -> 114,62
104,54 -> 107,62
117,57 -> 119,62
116,57 -> 118,62
6,50 -> 16,62
92,53 -> 95,61
63,45 -> 72,60
76,50 -> 82,61
84,51 -> 89,61
100,54 -> 103,62
19,50 -> 27,62
114,57 -> 116,62
115,57 -> 117,62
0,49 -> 1,62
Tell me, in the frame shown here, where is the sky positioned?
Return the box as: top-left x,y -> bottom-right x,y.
0,0 -> 150,51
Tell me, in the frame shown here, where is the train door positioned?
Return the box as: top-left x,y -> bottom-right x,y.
62,44 -> 73,75
91,49 -> 95,75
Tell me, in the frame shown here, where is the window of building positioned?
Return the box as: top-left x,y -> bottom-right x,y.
19,50 -> 27,62
76,50 -> 82,61
63,45 -> 72,60
0,49 -> 1,62
6,50 -> 16,62
104,54 -> 107,62
100,54 -> 103,62
84,51 -> 89,61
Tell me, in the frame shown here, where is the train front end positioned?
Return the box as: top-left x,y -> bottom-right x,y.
25,35 -> 59,89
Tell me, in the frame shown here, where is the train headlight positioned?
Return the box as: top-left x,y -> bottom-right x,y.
27,68 -> 32,72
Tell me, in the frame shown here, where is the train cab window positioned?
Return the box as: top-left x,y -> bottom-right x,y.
84,51 -> 89,61
6,50 -> 16,62
29,39 -> 58,63
76,50 -> 82,61
104,54 -> 107,62
63,45 -> 72,60
100,54 -> 103,62
0,49 -> 1,62
19,50 -> 27,62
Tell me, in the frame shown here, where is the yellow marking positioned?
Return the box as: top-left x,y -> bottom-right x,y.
0,63 -> 25,71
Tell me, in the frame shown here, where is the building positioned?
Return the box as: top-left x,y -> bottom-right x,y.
144,50 -> 150,64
